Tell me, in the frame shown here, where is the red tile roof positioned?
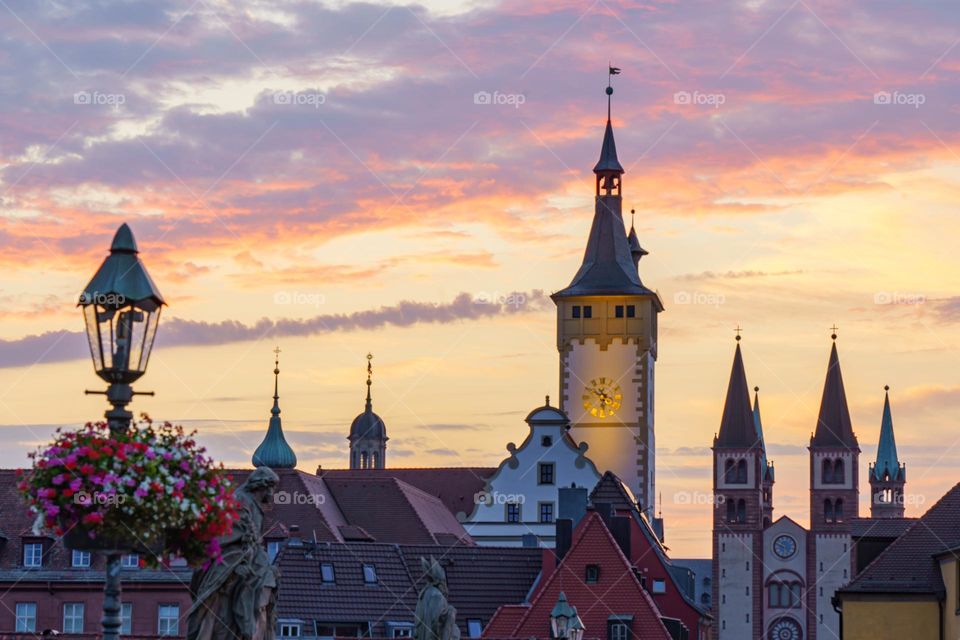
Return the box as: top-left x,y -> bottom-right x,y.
319,467 -> 495,518
841,482 -> 960,595
484,513 -> 672,640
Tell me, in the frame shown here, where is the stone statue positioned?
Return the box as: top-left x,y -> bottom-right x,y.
414,557 -> 461,640
187,467 -> 281,640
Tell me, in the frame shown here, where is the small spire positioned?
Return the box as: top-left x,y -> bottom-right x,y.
272,346 -> 281,416
545,394 -> 550,407
365,352 -> 374,411
873,385 -> 903,481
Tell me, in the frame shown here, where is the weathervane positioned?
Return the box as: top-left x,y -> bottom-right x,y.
607,64 -> 621,119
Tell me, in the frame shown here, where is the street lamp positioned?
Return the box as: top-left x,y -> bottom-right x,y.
79,223 -> 165,434
76,223 -> 165,640
550,592 -> 585,640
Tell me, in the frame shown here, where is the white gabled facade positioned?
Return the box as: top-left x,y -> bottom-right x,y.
461,403 -> 602,547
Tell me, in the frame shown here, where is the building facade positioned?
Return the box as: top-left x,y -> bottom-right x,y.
712,337 -> 910,640
551,96 -> 663,521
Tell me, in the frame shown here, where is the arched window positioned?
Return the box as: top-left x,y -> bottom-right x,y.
835,498 -> 844,523
834,459 -> 844,483
790,583 -> 802,607
726,498 -> 736,523
736,459 -> 748,484
360,451 -> 368,469
737,500 -> 747,524
371,452 -> 379,468
822,459 -> 833,484
724,459 -> 735,483
824,499 -> 834,523
768,583 -> 780,607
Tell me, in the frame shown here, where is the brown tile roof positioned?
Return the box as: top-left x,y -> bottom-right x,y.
851,517 -> 917,539
323,476 -> 472,545
276,541 -> 541,637
319,467 -> 495,518
229,468 -> 339,542
841,483 -> 960,595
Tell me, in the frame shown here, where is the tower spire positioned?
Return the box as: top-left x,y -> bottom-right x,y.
252,346 -> 297,469
870,385 -> 906,517
715,335 -> 757,448
812,335 -> 858,448
365,352 -> 373,411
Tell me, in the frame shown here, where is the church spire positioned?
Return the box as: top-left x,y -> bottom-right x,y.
873,386 -> 903,482
594,68 -> 624,195
811,332 -> 859,449
627,209 -> 648,269
715,334 -> 758,449
252,347 -> 297,469
365,352 -> 374,411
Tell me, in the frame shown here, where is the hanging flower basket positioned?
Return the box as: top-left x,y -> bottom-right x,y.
18,418 -> 240,567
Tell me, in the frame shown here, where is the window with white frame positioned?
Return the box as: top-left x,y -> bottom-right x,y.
121,603 -> 133,635
609,621 -> 630,640
72,550 -> 92,568
390,627 -> 412,638
158,603 -> 180,636
15,602 -> 37,632
23,542 -> 43,567
63,602 -> 85,633
279,622 -> 301,637
121,553 -> 139,568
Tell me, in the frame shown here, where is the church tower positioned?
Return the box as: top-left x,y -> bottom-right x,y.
807,333 -> 859,639
349,353 -> 388,469
712,337 -> 767,639
552,81 -> 663,519
869,386 -> 906,518
252,348 -> 298,469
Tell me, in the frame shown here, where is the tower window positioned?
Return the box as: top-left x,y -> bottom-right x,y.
824,499 -> 834,523
583,305 -> 593,318
626,305 -> 636,318
572,305 -> 581,318
615,305 -> 624,318
835,498 -> 844,523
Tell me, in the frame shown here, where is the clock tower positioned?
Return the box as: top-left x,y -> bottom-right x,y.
551,83 -> 663,519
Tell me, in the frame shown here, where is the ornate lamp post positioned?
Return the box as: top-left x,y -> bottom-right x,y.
77,223 -> 165,640
550,592 -> 585,640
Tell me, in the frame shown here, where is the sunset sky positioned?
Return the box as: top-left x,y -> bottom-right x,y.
2,0 -> 959,557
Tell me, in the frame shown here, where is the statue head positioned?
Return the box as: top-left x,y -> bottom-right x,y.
242,466 -> 280,505
420,556 -> 448,593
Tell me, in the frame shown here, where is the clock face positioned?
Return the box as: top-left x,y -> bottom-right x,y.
581,377 -> 623,418
773,535 -> 797,560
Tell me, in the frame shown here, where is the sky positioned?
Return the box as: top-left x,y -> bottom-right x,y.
1,0 -> 959,557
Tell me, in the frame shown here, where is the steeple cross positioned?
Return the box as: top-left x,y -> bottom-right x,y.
735,325 -> 742,341
830,324 -> 839,340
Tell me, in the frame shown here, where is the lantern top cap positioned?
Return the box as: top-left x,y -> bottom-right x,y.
551,592 -> 576,619
111,223 -> 138,254
80,223 -> 165,308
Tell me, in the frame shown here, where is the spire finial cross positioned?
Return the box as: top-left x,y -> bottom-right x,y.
830,324 -> 839,340
735,325 -> 742,341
